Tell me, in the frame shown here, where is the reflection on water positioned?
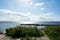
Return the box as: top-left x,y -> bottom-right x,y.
37,26 -> 46,29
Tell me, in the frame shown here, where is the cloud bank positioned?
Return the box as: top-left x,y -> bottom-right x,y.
0,9 -> 59,24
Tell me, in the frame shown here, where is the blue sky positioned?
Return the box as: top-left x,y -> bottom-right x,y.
0,0 -> 60,23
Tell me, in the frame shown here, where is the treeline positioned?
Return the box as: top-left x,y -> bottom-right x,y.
44,25 -> 60,40
6,26 -> 44,38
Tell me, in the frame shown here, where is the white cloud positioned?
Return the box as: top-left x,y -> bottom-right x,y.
20,0 -> 32,3
41,12 -> 54,18
16,0 -> 33,7
43,13 -> 53,16
30,2 -> 33,5
40,8 -> 45,11
0,9 -> 59,24
34,2 -> 44,6
16,0 -> 44,7
0,9 -> 41,23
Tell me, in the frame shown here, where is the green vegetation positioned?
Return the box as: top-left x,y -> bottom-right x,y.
44,25 -> 60,40
0,30 -> 3,34
5,25 -> 60,40
6,26 -> 44,38
20,35 -> 31,40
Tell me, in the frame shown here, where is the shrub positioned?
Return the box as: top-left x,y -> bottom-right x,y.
6,26 -> 43,38
0,30 -> 3,34
44,26 -> 60,40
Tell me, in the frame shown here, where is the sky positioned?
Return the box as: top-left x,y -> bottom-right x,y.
0,0 -> 60,23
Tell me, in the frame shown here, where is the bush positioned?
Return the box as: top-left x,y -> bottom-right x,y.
0,30 -> 3,34
6,26 -> 43,38
44,26 -> 60,40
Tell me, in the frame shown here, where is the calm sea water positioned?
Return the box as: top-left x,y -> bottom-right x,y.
0,21 -> 19,33
0,21 -> 60,33
38,21 -> 60,25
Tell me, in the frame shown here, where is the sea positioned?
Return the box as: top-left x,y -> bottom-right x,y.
0,21 -> 60,33
0,21 -> 20,33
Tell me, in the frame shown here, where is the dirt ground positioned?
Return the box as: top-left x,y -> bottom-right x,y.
0,34 -> 50,40
0,34 -> 6,40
